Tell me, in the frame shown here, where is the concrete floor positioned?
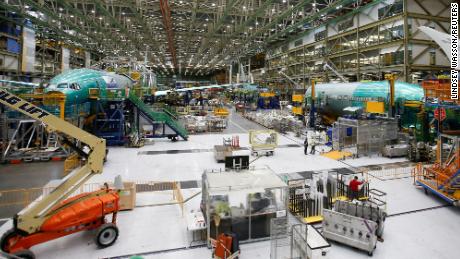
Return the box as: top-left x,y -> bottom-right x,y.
0,110 -> 458,259
0,162 -> 64,219
0,162 -> 64,190
223,109 -> 266,134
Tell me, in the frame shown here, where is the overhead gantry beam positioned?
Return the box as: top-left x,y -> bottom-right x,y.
200,0 -> 275,69
191,0 -> 240,65
159,0 -> 177,68
0,1 -> 97,51
207,0 -> 314,69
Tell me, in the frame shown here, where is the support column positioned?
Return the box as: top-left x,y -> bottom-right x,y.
229,64 -> 232,84
356,10 -> 361,81
403,0 -> 410,82
309,80 -> 316,128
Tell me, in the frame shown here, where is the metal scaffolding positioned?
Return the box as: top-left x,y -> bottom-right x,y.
3,0 -> 343,76
332,117 -> 399,157
265,0 -> 452,86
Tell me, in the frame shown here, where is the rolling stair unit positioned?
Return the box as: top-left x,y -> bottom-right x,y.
162,106 -> 179,120
414,134 -> 460,205
0,112 -> 6,163
127,92 -> 188,140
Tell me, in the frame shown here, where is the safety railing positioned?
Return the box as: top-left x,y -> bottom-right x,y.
288,180 -> 371,223
413,162 -> 460,191
105,88 -> 128,101
172,182 -> 184,216
0,188 -> 44,208
0,180 -> 190,218
366,166 -> 415,180
162,106 -> 179,120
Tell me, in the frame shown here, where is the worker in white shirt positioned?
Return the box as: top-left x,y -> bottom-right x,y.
310,133 -> 317,155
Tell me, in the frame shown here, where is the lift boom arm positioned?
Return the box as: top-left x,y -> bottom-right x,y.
0,89 -> 106,234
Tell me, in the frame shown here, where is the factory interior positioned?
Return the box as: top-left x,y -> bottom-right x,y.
0,0 -> 459,258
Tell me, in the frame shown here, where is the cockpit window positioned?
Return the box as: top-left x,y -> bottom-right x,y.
57,83 -> 68,89
102,76 -> 118,88
69,83 -> 81,90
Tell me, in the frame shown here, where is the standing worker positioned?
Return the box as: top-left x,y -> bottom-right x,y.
349,176 -> 366,201
304,137 -> 309,155
310,133 -> 316,155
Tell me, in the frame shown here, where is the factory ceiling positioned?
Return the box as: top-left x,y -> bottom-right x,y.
2,0 -> 370,76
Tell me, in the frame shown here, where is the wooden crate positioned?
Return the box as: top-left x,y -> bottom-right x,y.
118,182 -> 136,210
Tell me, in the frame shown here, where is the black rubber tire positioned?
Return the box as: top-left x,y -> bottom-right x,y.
95,223 -> 119,248
13,249 -> 35,259
0,229 -> 17,253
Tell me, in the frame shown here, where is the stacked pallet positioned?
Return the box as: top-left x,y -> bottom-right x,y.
244,110 -> 304,133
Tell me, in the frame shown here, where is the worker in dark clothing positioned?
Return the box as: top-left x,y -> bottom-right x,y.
349,176 -> 366,201
304,138 -> 309,155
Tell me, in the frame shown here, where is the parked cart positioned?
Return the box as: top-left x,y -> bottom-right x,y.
214,136 -> 240,162
249,130 -> 278,156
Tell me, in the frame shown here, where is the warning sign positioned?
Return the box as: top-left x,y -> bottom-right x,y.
434,107 -> 446,121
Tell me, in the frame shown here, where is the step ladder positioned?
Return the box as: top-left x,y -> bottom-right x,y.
46,133 -> 59,148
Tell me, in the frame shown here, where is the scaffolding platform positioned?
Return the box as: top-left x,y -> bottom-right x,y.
422,79 -> 459,104
413,135 -> 460,206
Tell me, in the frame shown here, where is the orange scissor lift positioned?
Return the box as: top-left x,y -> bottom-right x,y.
413,134 -> 460,205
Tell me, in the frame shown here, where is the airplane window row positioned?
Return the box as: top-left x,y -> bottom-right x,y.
56,83 -> 81,90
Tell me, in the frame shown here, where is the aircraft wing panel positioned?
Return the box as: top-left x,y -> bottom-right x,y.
419,26 -> 451,59
154,90 -> 171,96
154,84 -> 230,96
0,79 -> 40,87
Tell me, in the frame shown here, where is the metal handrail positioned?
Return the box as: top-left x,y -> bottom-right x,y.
128,92 -> 188,138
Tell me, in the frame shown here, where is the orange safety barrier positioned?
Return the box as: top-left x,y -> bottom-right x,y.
0,180 -> 190,215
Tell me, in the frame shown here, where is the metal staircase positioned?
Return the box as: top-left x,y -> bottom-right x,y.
414,135 -> 460,205
446,170 -> 460,189
0,114 -> 6,162
162,106 -> 178,120
127,92 -> 188,140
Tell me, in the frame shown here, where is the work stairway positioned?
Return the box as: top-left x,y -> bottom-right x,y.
446,170 -> 460,189
127,92 -> 188,140
437,150 -> 460,190
0,115 -> 5,162
0,115 -> 5,141
414,144 -> 460,204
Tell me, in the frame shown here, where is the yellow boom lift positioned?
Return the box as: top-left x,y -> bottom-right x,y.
0,89 -> 120,259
